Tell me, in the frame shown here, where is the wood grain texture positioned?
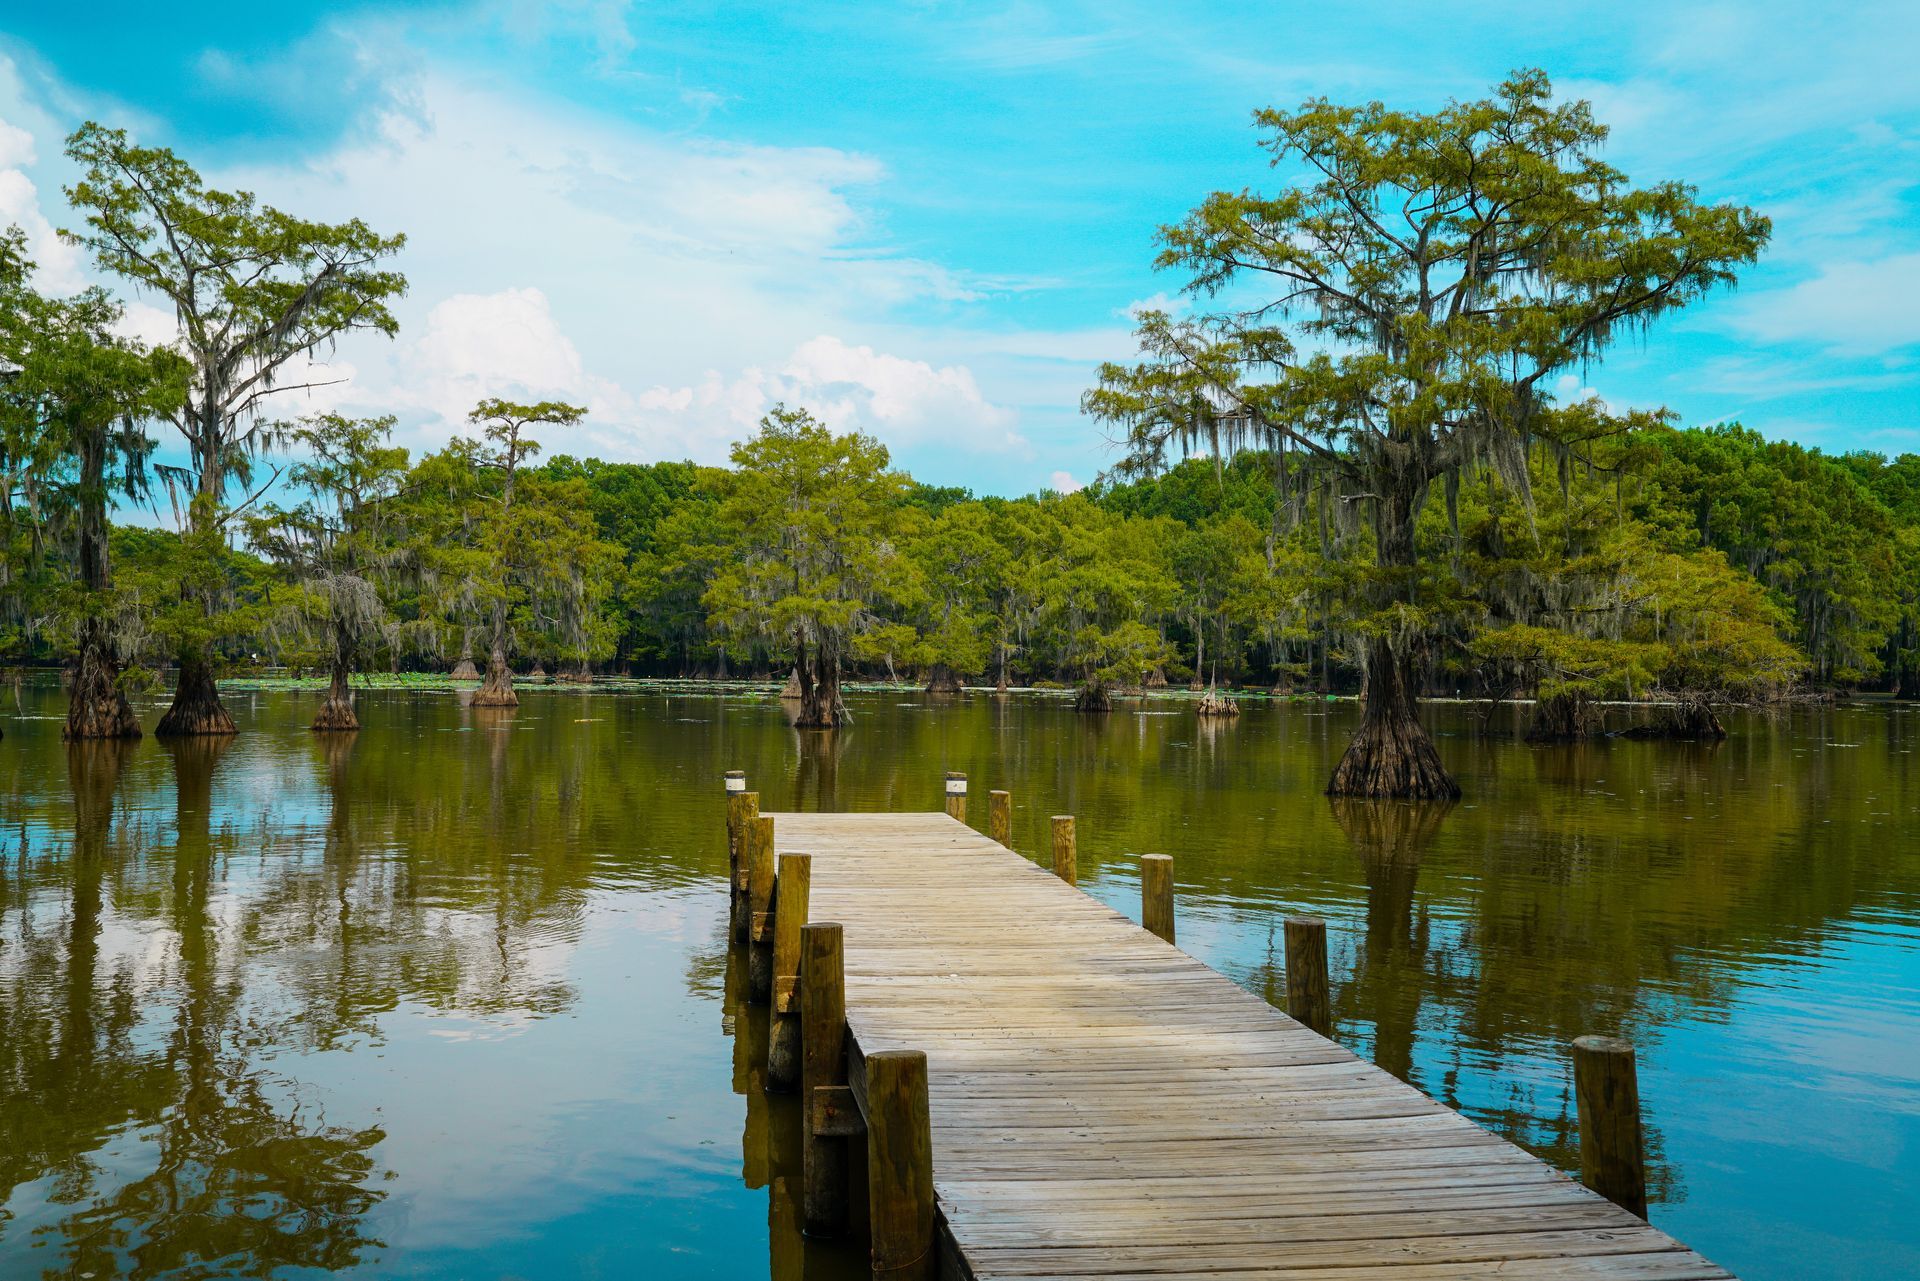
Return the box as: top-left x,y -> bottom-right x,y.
762,811 -> 1733,1279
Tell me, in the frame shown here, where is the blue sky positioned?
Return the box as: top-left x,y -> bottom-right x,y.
2,1 -> 1917,496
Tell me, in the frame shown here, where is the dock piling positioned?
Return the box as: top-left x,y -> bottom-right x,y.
1284,916 -> 1333,1036
748,815 -> 776,1002
766,852 -> 812,1089
800,922 -> 850,1237
943,771 -> 967,823
1050,816 -> 1076,885
731,790 -> 759,946
1573,1035 -> 1649,1218
989,789 -> 1011,846
1141,853 -> 1174,943
866,1049 -> 936,1281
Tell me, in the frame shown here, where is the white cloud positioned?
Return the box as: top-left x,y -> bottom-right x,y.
164,75 -> 1027,467
1730,252 -> 1920,355
0,113 -> 85,293
780,336 -> 1016,438
1050,470 -> 1083,493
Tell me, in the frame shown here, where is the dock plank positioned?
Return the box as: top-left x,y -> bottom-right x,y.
764,811 -> 1734,1280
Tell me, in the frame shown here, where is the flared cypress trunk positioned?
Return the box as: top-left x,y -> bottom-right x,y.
925,664 -> 963,695
65,431 -> 141,740
155,650 -> 237,737
1328,636 -> 1458,798
793,633 -> 848,728
1327,472 -> 1458,799
472,610 -> 518,707
66,617 -> 141,740
312,658 -> 359,731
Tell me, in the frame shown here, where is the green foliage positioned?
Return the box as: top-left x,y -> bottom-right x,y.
1084,69 -> 1769,764
245,415 -> 410,679
703,405 -> 911,666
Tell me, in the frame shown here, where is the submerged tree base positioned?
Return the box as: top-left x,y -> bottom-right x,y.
1525,692 -> 1604,743
1074,683 -> 1112,713
471,656 -> 518,707
312,675 -> 359,732
925,664 -> 964,695
64,648 -> 142,741
1327,714 -> 1460,800
1622,698 -> 1726,741
1196,688 -> 1241,717
155,660 -> 236,737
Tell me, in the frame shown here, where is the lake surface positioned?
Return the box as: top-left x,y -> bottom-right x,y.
1,682 -> 1915,1280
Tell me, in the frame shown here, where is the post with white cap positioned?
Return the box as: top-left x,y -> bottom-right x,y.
732,789 -> 759,947
943,771 -> 967,824
724,771 -> 748,940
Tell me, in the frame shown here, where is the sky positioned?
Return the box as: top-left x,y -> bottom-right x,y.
1,0 -> 1917,497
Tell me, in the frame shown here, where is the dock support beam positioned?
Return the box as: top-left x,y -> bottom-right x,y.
767,852 -> 812,1089
867,1049 -> 936,1280
989,789 -> 1011,847
943,771 -> 967,824
730,788 -> 759,946
800,922 -> 850,1237
1141,854 -> 1174,944
1573,1035 -> 1648,1219
748,815 -> 776,1003
1284,916 -> 1333,1036
1051,816 -> 1076,885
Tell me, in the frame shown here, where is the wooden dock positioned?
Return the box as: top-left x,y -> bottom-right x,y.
737,799 -> 1735,1280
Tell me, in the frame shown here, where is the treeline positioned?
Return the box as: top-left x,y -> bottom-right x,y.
7,391 -> 1919,719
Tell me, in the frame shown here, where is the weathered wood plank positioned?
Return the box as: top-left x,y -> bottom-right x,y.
760,811 -> 1734,1280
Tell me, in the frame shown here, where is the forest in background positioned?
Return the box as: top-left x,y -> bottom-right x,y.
5,73 -> 1911,797
5,394 -> 1919,717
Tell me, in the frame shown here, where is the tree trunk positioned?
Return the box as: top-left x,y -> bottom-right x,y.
793,633 -> 848,728
1525,692 -> 1602,743
1327,637 -> 1458,799
65,618 -> 142,740
155,651 -> 237,737
1327,469 -> 1457,799
65,430 -> 141,740
1074,681 -> 1112,713
472,604 -> 518,707
925,664 -> 963,695
312,658 -> 359,731
995,639 -> 1010,693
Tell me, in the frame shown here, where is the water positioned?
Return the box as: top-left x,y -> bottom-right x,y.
2,682 -> 1916,1279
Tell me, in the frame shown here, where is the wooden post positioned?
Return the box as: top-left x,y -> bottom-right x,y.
732,790 -> 760,946
867,1049 -> 936,1280
989,789 -> 1011,847
766,852 -> 812,1090
724,769 -> 747,898
748,815 -> 776,1003
1573,1035 -> 1648,1218
943,771 -> 966,823
1141,853 -> 1174,944
800,922 -> 850,1237
1284,915 -> 1333,1037
1050,815 -> 1077,886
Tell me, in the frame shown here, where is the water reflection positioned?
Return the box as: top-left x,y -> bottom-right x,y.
0,685 -> 1914,1281
1332,798 -> 1450,1084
